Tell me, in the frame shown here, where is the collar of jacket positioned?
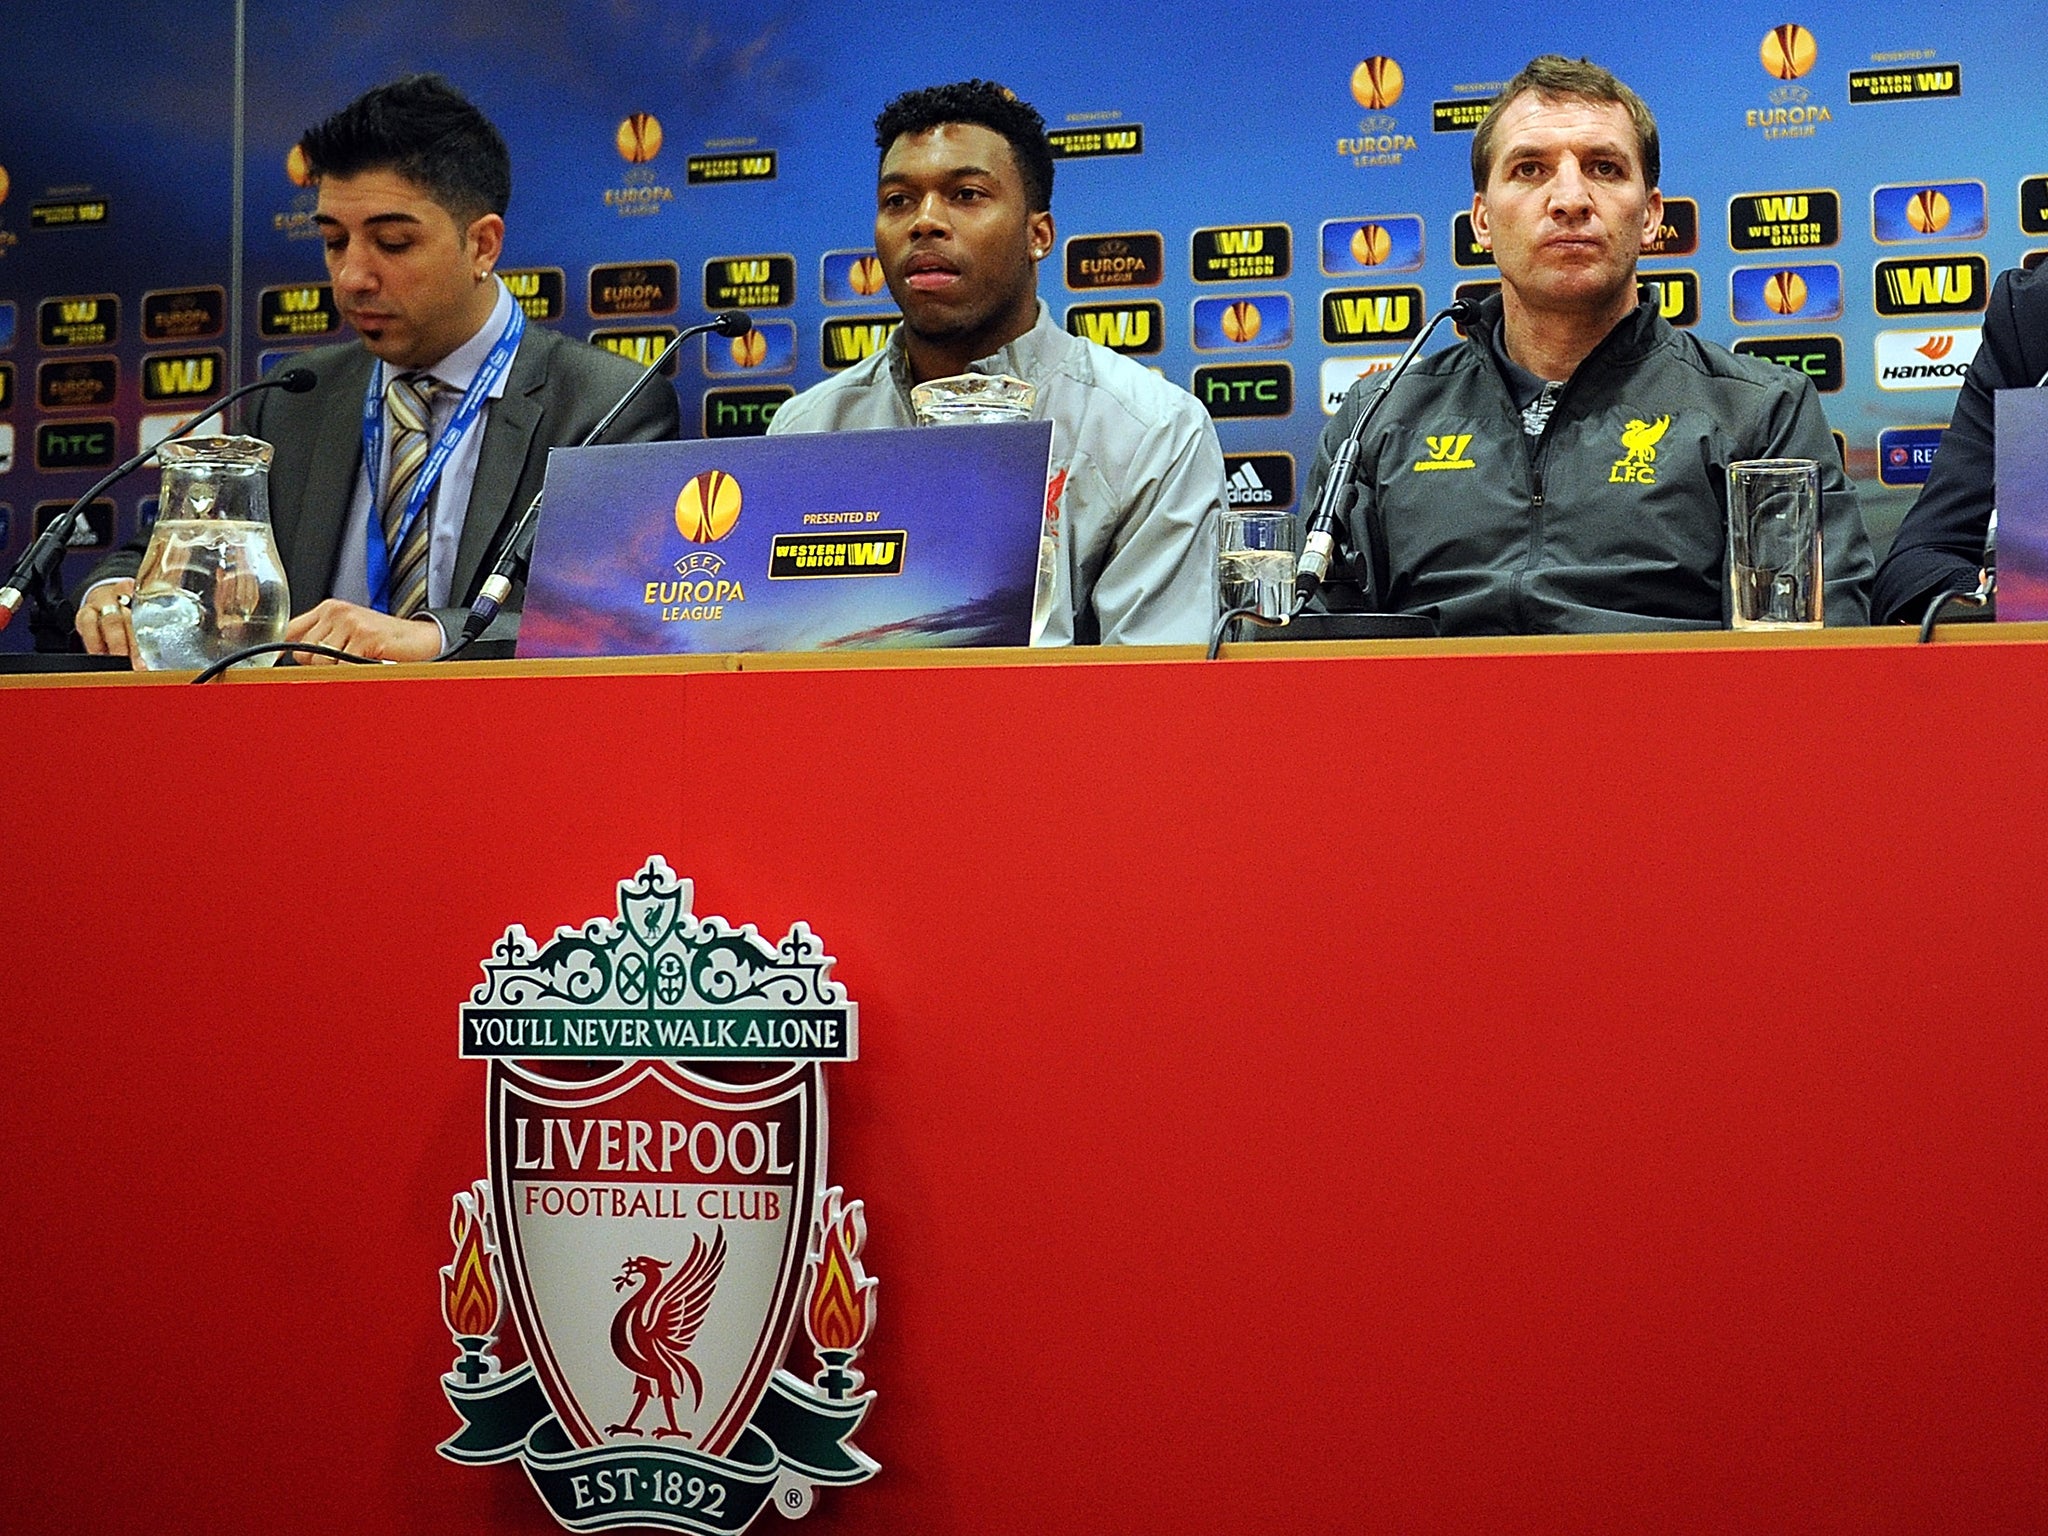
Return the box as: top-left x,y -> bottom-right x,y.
1468,282 -> 1670,385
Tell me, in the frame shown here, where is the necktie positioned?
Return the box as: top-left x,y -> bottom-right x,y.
382,372 -> 443,618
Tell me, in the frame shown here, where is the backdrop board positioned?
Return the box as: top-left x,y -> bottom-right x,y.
5,0 -> 2048,650
4,632 -> 2048,1533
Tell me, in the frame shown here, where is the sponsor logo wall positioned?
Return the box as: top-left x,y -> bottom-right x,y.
0,0 -> 2040,649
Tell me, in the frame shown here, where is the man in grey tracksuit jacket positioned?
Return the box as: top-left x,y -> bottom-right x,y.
1307,289 -> 1874,632
1309,54 -> 1873,635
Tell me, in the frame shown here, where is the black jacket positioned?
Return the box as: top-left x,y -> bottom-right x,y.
1308,294 -> 1874,634
1872,263 -> 2048,623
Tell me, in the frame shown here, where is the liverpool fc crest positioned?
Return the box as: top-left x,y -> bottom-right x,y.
437,857 -> 878,1531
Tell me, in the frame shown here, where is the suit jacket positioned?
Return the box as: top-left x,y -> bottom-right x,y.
1872,263 -> 2048,623
88,325 -> 682,642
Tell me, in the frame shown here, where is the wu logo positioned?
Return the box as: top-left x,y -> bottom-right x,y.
504,272 -> 542,297
60,300 -> 98,323
726,261 -> 769,283
1755,196 -> 1808,221
278,288 -> 323,313
1335,295 -> 1410,333
739,156 -> 773,176
1215,230 -> 1264,255
1607,414 -> 1671,484
1887,265 -> 1970,306
1075,310 -> 1151,348
602,335 -> 664,365
824,321 -> 897,366
149,357 -> 215,395
1412,434 -> 1475,471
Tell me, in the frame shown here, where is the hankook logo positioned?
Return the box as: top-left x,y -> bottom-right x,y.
1874,326 -> 1981,388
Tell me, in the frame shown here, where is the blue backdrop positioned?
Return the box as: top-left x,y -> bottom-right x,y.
3,0 -> 2042,648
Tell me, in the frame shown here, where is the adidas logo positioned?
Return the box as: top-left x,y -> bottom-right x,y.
1226,460 -> 1275,505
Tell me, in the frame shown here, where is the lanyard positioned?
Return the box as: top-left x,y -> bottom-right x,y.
360,299 -> 525,613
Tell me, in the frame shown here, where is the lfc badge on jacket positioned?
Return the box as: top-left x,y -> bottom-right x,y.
436,856 -> 877,1532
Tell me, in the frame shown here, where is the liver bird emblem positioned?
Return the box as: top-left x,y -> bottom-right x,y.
1620,414 -> 1672,463
604,1228 -> 728,1440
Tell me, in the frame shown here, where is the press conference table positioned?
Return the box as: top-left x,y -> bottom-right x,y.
6,627 -> 2046,1535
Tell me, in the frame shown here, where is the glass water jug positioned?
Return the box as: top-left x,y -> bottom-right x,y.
129,435 -> 290,671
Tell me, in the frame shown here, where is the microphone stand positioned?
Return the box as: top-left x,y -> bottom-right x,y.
443,310 -> 754,659
0,368 -> 317,637
1292,298 -> 1479,614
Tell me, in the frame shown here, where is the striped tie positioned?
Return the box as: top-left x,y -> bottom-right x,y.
381,372 -> 443,618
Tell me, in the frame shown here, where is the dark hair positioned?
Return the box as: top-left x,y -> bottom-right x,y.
299,74 -> 511,222
1469,55 -> 1660,193
874,79 -> 1055,212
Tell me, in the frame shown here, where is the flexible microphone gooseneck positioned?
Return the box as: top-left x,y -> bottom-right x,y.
452,310 -> 754,650
0,367 -> 318,632
1293,298 -> 1484,610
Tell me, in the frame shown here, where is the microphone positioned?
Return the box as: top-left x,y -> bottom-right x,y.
0,367 -> 318,632
455,311 -> 752,646
1293,297 -> 1484,609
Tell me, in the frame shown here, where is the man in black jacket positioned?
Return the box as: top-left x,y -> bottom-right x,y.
1872,263 -> 2048,623
1308,55 -> 1872,633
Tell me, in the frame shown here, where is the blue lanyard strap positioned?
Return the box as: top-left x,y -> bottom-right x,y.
360,298 -> 526,614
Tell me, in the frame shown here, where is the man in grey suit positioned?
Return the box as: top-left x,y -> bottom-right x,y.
77,75 -> 680,663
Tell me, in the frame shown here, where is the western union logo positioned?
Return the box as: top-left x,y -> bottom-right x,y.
1065,301 -> 1164,355
1321,285 -> 1424,343
1047,126 -> 1144,159
2023,176 -> 2048,238
142,351 -> 221,401
1412,434 -> 1475,471
39,295 -> 119,347
589,327 -> 680,374
705,254 -> 795,310
687,152 -> 778,184
1644,270 -> 1700,327
258,284 -> 337,337
499,267 -> 565,321
1431,99 -> 1490,133
1874,255 -> 1987,316
1191,224 -> 1293,282
822,316 -> 900,369
1848,65 -> 1961,103
769,530 -> 907,578
1451,212 -> 1496,269
1729,189 -> 1840,252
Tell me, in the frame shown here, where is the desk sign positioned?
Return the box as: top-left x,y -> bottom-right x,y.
439,857 -> 879,1532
